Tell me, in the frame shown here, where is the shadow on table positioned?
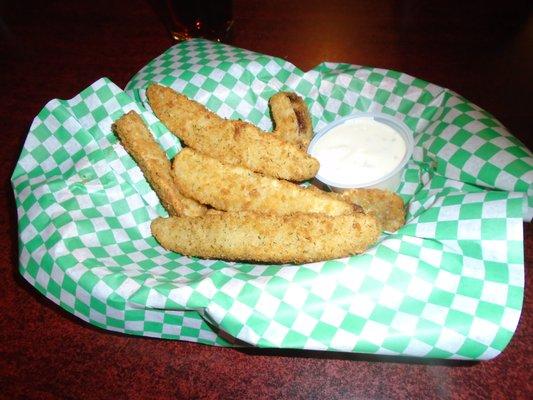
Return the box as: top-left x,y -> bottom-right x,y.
237,347 -> 478,367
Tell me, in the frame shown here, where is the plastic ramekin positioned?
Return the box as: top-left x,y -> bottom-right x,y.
308,112 -> 414,192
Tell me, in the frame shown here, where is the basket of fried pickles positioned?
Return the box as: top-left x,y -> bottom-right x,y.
112,84 -> 406,264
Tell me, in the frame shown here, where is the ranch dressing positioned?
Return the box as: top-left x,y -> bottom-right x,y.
312,117 -> 406,186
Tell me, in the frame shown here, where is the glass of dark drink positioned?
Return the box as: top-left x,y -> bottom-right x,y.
164,0 -> 233,42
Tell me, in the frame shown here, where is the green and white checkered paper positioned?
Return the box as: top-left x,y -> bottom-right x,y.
12,39 -> 532,359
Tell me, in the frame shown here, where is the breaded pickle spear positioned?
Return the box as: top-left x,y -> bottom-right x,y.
338,189 -> 406,232
305,185 -> 406,232
172,148 -> 356,217
269,91 -> 313,150
151,211 -> 381,264
112,111 -> 206,217
147,84 -> 319,182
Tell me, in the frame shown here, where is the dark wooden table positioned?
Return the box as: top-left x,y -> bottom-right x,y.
1,1 -> 531,399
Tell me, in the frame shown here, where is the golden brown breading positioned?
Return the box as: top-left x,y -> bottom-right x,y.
151,211 -> 381,264
146,84 -> 319,181
112,111 -> 207,217
269,91 -> 313,150
172,148 -> 356,216
337,188 -> 406,232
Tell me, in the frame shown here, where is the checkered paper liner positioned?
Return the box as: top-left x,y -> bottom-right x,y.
12,40 -> 532,360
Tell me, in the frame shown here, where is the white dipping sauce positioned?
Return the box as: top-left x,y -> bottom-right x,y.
312,117 -> 406,186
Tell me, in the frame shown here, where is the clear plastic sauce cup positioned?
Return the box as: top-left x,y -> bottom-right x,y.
308,112 -> 414,192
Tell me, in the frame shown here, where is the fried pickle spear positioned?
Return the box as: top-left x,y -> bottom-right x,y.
305,184 -> 406,232
146,84 -> 319,181
112,111 -> 206,217
151,211 -> 380,264
269,91 -> 313,150
172,148 -> 356,217
338,188 -> 406,232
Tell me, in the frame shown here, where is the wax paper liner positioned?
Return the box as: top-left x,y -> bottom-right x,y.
12,39 -> 532,360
